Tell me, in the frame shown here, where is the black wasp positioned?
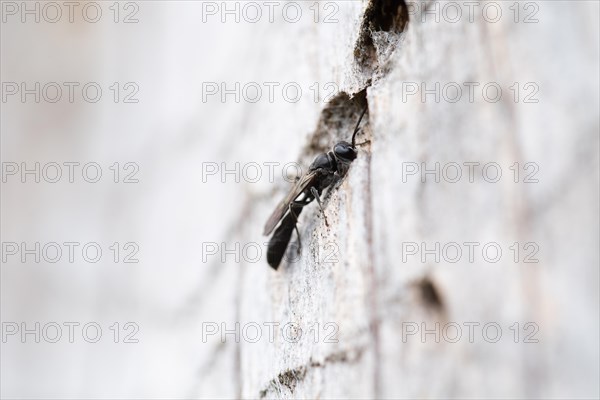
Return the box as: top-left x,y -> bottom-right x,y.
263,107 -> 368,270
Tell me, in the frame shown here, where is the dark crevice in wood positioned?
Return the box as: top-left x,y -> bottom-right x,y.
417,277 -> 445,312
355,0 -> 409,73
305,89 -> 369,155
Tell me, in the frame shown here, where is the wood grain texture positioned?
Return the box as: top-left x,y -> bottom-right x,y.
242,1 -> 599,398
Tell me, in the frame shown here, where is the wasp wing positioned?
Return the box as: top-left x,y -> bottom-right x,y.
263,170 -> 318,236
266,203 -> 304,270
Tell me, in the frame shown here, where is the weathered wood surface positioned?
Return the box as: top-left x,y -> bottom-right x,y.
1,1 -> 598,399
239,1 -> 600,399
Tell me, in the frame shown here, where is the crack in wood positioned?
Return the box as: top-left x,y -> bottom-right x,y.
258,347 -> 366,398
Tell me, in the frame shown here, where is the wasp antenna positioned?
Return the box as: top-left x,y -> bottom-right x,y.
351,106 -> 368,149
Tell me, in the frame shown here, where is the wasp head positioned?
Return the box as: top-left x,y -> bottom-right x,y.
333,141 -> 357,163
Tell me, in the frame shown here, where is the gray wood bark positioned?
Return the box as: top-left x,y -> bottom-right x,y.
1,1 -> 598,399
238,1 -> 600,399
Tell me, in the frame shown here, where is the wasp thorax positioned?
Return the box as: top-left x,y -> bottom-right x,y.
309,153 -> 333,171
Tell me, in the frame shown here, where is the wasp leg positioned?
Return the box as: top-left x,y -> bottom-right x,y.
310,187 -> 329,228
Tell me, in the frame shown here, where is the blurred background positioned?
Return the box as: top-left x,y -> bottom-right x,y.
1,1 -> 599,399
